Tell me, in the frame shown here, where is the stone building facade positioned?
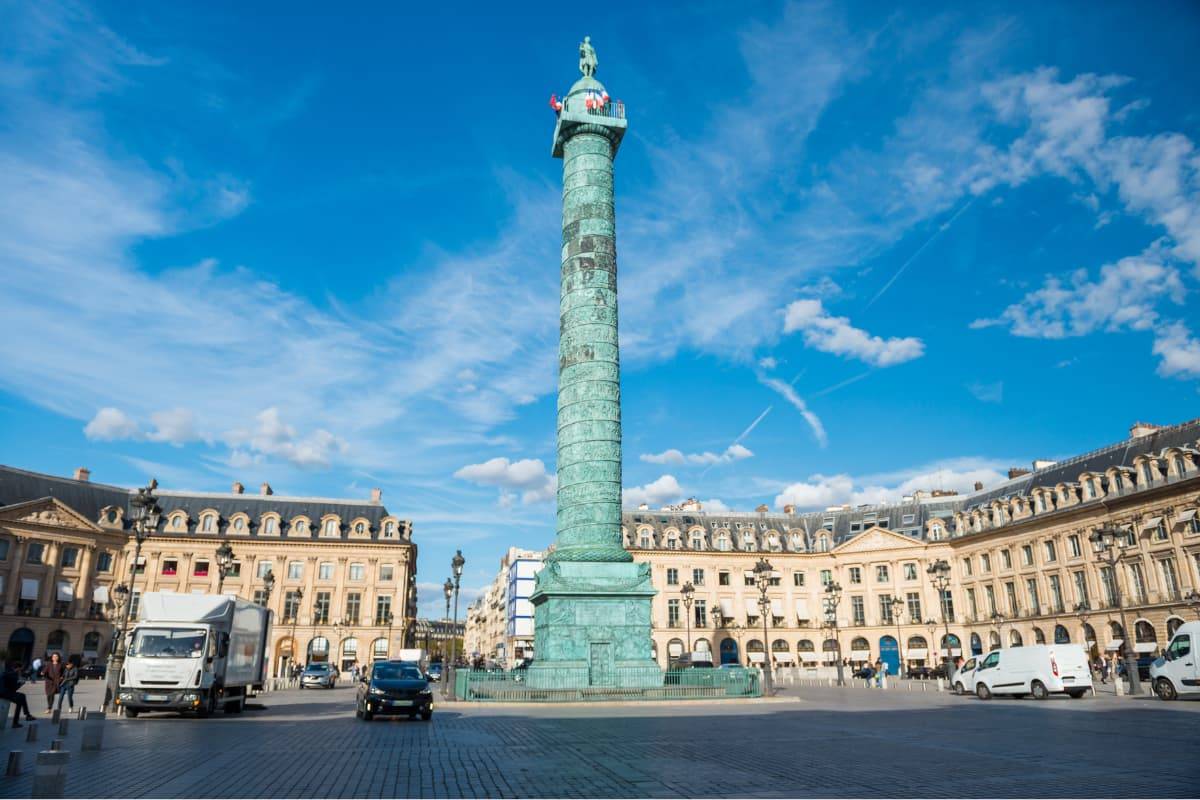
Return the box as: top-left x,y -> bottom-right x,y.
0,465 -> 418,677
464,547 -> 545,666
624,419 -> 1200,671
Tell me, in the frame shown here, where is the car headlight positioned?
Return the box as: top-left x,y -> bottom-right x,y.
369,686 -> 387,695
419,688 -> 432,695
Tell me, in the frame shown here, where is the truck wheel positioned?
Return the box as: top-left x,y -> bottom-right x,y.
123,707 -> 139,718
1031,680 -> 1049,700
197,693 -> 216,718
226,696 -> 244,714
1154,678 -> 1178,701
976,683 -> 992,700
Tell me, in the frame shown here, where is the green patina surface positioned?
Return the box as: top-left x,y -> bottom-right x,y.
528,40 -> 658,690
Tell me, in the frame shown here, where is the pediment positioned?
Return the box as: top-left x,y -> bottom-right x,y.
0,497 -> 103,533
831,525 -> 925,554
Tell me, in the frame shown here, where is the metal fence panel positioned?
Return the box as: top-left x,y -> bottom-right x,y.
458,667 -> 761,702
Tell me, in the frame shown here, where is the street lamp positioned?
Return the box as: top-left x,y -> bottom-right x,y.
927,559 -> 952,669
680,581 -> 695,662
1090,526 -> 1141,694
104,481 -> 161,712
1183,590 -> 1200,620
991,612 -> 1007,648
445,549 -> 465,699
824,581 -> 845,686
752,557 -> 775,695
384,612 -> 394,659
262,569 -> 276,606
443,579 -> 453,621
890,596 -> 905,676
290,588 -> 303,677
215,541 -> 236,594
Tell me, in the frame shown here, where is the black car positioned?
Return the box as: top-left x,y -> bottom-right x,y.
78,663 -> 106,680
357,660 -> 433,721
1117,655 -> 1156,682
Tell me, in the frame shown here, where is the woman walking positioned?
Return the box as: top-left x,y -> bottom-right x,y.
57,658 -> 79,712
42,653 -> 64,712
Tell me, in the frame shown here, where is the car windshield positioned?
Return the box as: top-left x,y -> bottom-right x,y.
373,663 -> 424,681
304,664 -> 330,673
129,628 -> 206,658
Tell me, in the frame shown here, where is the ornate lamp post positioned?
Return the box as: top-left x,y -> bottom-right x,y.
333,620 -> 345,671
991,612 -> 1007,649
1090,526 -> 1141,694
927,559 -> 952,669
384,612 -> 394,660
290,588 -> 304,676
104,481 -> 161,712
680,581 -> 695,662
262,569 -> 276,606
890,596 -> 905,677
443,579 -> 453,622
752,557 -> 775,695
824,581 -> 845,686
215,541 -> 236,594
445,549 -> 465,699
1183,590 -> 1200,620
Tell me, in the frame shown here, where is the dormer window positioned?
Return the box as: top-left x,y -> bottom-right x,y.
293,520 -> 307,534
790,533 -> 805,551
200,514 -> 216,533
233,517 -> 245,532
171,514 -> 186,531
638,531 -> 652,548
1035,493 -> 1046,513
929,524 -> 944,541
742,532 -> 756,550
1139,461 -> 1152,486
384,521 -> 395,536
715,533 -> 731,551
818,534 -> 830,552
355,522 -> 365,534
324,519 -> 338,537
689,531 -> 703,549
263,517 -> 277,535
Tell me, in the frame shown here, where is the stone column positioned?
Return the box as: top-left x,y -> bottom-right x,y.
39,542 -> 60,615
76,546 -> 95,620
4,536 -> 26,613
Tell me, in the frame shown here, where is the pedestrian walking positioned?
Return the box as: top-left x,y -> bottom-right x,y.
57,658 -> 79,712
862,663 -> 874,688
875,660 -> 887,688
0,661 -> 36,729
42,652 -> 64,712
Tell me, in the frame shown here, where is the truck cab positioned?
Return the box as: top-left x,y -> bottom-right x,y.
1150,621 -> 1199,701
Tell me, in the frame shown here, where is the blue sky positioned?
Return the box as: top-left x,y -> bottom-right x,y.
2,1 -> 1199,616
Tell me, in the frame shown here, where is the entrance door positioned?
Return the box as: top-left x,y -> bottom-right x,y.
719,637 -> 739,665
7,628 -> 34,667
879,636 -> 900,676
588,642 -> 615,686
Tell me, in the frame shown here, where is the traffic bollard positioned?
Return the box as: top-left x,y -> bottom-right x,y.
78,706 -> 87,720
32,750 -> 69,799
51,708 -> 61,725
81,712 -> 105,752
1115,679 -> 1125,696
58,718 -> 69,736
25,722 -> 37,742
5,751 -> 21,777
50,740 -> 63,752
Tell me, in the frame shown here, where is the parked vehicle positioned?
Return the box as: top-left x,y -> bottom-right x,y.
426,663 -> 443,682
300,663 -> 337,689
906,663 -> 951,680
675,653 -> 715,669
972,644 -> 1092,700
116,592 -> 271,717
78,663 -> 106,680
1116,655 -> 1156,682
357,660 -> 433,721
1149,621 -> 1199,701
953,656 -> 980,695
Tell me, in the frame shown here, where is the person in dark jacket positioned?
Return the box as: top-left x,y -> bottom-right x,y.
42,652 -> 64,712
57,659 -> 80,712
0,661 -> 36,728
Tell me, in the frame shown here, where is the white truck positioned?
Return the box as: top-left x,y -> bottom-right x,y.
116,592 -> 271,717
1149,621 -> 1199,700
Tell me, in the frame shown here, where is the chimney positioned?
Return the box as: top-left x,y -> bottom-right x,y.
370,487 -> 382,504
973,481 -> 984,491
231,481 -> 244,494
73,467 -> 90,482
637,503 -> 649,511
1129,421 -> 1160,439
259,482 -> 273,496
1007,467 -> 1031,479
783,504 -> 796,515
755,504 -> 769,513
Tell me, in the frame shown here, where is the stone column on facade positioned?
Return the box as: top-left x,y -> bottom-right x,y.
38,542 -> 60,616
76,545 -> 95,620
4,536 -> 27,613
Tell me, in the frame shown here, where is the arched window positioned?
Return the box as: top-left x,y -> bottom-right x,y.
372,638 -> 388,659
263,517 -> 277,535
1135,620 -> 1157,646
747,639 -> 766,665
1167,617 -> 1185,637
354,522 -> 365,534
851,637 -> 870,651
818,534 -> 830,552
1054,625 -> 1070,644
233,516 -> 245,532
171,514 -> 186,531
1033,627 -> 1046,644
47,630 -> 68,654
384,521 -> 395,536
797,639 -> 815,653
988,631 -> 1001,650
970,632 -> 983,655
324,519 -> 338,536
1082,623 -> 1096,646
638,529 -> 653,548
790,532 -> 805,551
689,531 -> 704,550
201,514 -> 215,533
1009,629 -> 1023,647
742,531 -> 757,550
715,533 -> 730,551
665,532 -> 680,550
667,638 -> 686,660
772,638 -> 790,653
907,635 -> 928,649
693,638 -> 712,654
821,639 -> 840,662
929,524 -> 943,541
766,533 -> 781,552
308,636 -> 329,662
293,519 -> 307,534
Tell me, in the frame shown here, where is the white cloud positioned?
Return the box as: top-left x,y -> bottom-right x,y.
774,458 -> 1010,511
756,375 -> 827,447
453,457 -> 556,505
640,443 -> 753,466
701,498 -> 731,513
758,356 -> 778,370
623,475 -> 685,509
967,381 -> 1004,404
224,408 -> 348,469
83,407 -> 139,441
1152,322 -> 1200,380
146,408 -> 198,445
783,299 -> 925,367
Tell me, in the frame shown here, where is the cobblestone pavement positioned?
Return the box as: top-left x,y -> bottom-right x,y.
1,679 -> 1197,798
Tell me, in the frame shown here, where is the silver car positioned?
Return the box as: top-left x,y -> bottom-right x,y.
300,663 -> 336,689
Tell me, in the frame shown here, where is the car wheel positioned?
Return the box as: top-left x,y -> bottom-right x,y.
954,682 -> 965,695
1067,690 -> 1086,699
1155,678 -> 1178,701
1031,680 -> 1049,700
976,683 -> 992,700
123,706 -> 139,718
420,710 -> 432,721
362,708 -> 374,721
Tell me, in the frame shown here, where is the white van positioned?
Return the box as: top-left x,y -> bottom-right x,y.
971,644 -> 1092,700
952,655 -> 980,695
1149,621 -> 1199,700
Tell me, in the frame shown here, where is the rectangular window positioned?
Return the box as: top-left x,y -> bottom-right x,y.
1049,575 -> 1064,612
879,594 -> 894,623
692,568 -> 705,586
848,567 -> 862,584
851,596 -> 865,625
1001,550 -> 1012,570
1044,541 -> 1057,563
162,559 -> 178,576
718,571 -> 730,586
60,547 -> 79,568
345,593 -> 361,624
227,562 -> 241,578
1159,558 -> 1180,597
193,560 -> 209,577
941,590 -> 955,622
375,595 -> 392,625
875,565 -> 890,583
1021,545 -> 1033,566
97,551 -> 113,572
694,599 -> 707,628
903,563 -> 918,581
820,569 -> 833,587
130,590 -> 141,619
793,571 -> 805,587
1100,567 -> 1118,607
1073,571 -> 1088,606
768,572 -> 782,587
26,542 -> 45,564
288,561 -> 304,580
1025,578 -> 1040,612
349,563 -> 365,581
1005,581 -> 1019,615
743,572 -> 755,586
379,564 -> 395,581
966,588 -> 977,619
902,514 -> 916,524
962,557 -> 973,577
252,590 -> 268,606
1127,562 -> 1147,603
318,562 -> 333,581
257,561 -> 273,579
314,592 -> 331,624
283,591 -> 302,622
1068,535 -> 1082,558
985,585 -> 996,615
667,598 -> 680,627
906,592 -> 921,622
666,568 -> 678,586
980,553 -> 991,573
1154,523 -> 1168,541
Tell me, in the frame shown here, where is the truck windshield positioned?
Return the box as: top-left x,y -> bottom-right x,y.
129,628 -> 207,658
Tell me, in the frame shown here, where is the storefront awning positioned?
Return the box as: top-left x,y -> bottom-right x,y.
744,599 -> 759,616
719,598 -> 735,617
748,652 -> 765,663
1106,640 -> 1124,651
93,585 -> 109,604
774,652 -> 795,663
907,648 -> 927,659
56,581 -> 74,602
668,641 -> 684,656
1134,642 -> 1157,653
850,649 -> 871,660
1175,509 -> 1196,525
20,578 -> 39,600
795,600 -> 807,619
1141,516 -> 1162,530
770,599 -> 784,617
